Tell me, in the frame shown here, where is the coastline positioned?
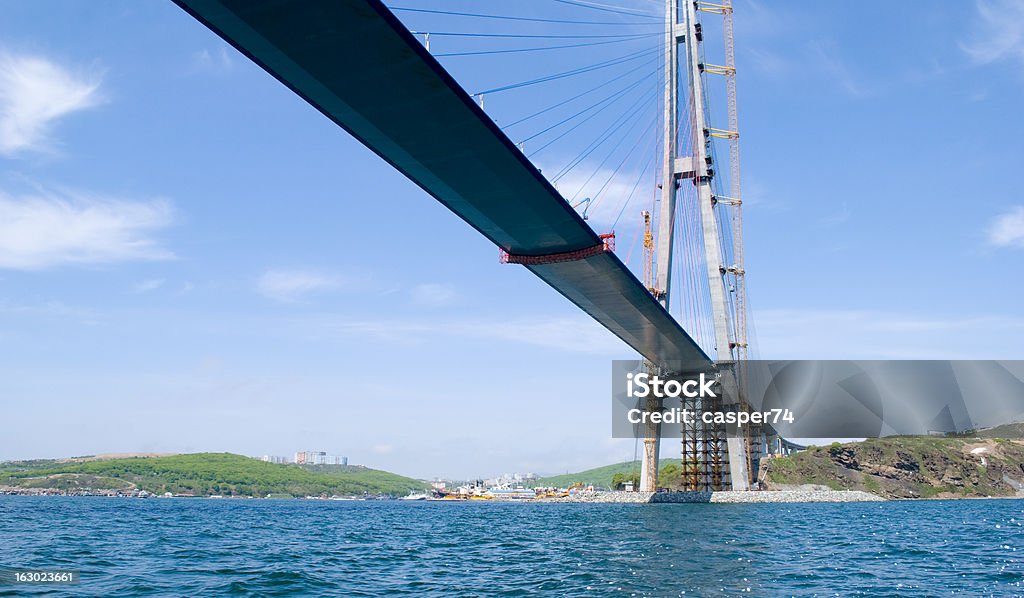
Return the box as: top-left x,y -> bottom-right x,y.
539,489 -> 885,503
2,488 -> 885,503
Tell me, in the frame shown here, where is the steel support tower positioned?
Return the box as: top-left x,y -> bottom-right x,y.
638,0 -> 679,492
639,0 -> 752,493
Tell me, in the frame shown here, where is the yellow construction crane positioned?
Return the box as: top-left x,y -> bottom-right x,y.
641,210 -> 657,297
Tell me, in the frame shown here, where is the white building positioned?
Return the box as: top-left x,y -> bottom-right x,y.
294,451 -> 347,466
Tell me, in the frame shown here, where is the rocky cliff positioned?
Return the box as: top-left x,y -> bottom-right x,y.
761,437 -> 1024,499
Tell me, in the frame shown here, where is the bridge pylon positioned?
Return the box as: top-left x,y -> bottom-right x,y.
640,0 -> 755,493
638,0 -> 680,494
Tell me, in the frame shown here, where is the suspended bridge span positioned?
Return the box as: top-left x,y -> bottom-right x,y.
172,0 -> 712,372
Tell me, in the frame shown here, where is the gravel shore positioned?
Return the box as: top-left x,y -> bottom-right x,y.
541,489 -> 884,504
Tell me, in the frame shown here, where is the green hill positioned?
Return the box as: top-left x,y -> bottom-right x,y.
534,435 -> 1024,498
763,437 -> 1024,499
975,422 -> 1024,439
534,459 -> 682,489
0,453 -> 428,497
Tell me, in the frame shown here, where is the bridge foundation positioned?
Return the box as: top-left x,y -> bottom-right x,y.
638,360 -> 662,492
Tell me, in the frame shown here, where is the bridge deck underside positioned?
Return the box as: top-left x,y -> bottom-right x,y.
172,0 -> 711,369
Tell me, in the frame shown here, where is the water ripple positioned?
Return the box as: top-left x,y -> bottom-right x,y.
1,497 -> 1023,595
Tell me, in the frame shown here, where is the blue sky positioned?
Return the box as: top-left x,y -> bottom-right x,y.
0,0 -> 1022,479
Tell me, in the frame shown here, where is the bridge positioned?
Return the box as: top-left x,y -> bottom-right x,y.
172,0 -> 770,491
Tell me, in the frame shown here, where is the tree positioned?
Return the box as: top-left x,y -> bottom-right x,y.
658,463 -> 682,489
612,471 -> 641,490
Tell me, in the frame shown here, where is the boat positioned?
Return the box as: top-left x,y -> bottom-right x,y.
484,487 -> 536,500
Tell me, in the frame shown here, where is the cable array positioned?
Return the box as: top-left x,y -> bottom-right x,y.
392,2 -> 736,353
393,2 -> 662,197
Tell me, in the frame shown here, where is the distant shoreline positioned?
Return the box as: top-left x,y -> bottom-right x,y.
8,489 -> 1024,503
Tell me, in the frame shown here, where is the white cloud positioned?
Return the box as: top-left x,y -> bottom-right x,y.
257,269 -> 340,303
0,299 -> 88,318
808,40 -> 869,98
754,309 -> 1024,360
740,176 -> 788,211
190,47 -> 234,73
0,188 -> 174,270
961,0 -> 1024,65
548,164 -> 655,230
818,202 -> 852,227
744,47 -> 789,76
988,206 -> 1024,248
734,0 -> 794,41
0,52 -> 102,156
478,317 -> 622,353
295,313 -> 624,354
132,279 -> 165,293
410,283 -> 456,307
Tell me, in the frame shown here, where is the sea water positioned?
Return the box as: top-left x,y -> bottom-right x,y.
1,496 -> 1022,596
